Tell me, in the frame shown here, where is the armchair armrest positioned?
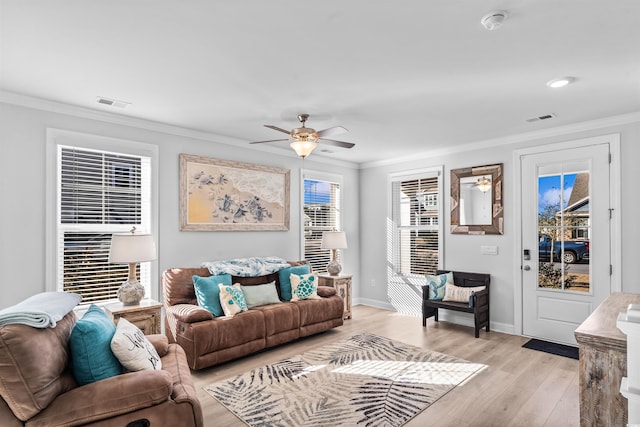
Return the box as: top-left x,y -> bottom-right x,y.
317,286 -> 337,298
28,370 -> 172,427
167,304 -> 214,323
146,334 -> 169,356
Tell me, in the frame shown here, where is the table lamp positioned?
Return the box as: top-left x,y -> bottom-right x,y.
108,227 -> 156,305
321,231 -> 347,276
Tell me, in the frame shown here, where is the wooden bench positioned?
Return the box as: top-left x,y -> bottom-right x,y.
421,270 -> 490,338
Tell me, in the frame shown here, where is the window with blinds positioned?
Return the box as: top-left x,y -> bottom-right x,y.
56,145 -> 152,305
303,177 -> 342,273
390,171 -> 442,277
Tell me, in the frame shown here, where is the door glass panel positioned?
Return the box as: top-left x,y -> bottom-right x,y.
537,167 -> 590,292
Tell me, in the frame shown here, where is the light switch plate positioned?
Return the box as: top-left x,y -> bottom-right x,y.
481,245 -> 498,255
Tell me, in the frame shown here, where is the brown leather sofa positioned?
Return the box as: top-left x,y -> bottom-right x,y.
162,262 -> 344,370
0,311 -> 203,427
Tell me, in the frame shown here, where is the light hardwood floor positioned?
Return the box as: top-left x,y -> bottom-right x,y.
191,305 -> 580,427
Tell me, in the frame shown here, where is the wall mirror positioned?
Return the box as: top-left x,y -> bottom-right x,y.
450,163 -> 503,235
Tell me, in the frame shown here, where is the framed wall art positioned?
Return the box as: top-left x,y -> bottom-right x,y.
179,154 -> 290,231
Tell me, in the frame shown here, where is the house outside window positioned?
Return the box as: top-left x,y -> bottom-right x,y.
302,171 -> 343,273
47,129 -> 157,306
388,167 -> 443,314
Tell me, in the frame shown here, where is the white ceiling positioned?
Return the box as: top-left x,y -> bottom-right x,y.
2,1 -> 639,164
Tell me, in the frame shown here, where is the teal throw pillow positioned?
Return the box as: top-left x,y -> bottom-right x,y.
193,274 -> 232,316
241,281 -> 281,308
278,264 -> 310,301
69,304 -> 123,385
426,272 -> 453,300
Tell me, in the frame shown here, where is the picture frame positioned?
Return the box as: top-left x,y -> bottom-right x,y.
179,153 -> 290,231
450,163 -> 503,235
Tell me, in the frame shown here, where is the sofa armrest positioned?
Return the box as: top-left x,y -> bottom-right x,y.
167,304 -> 214,323
317,286 -> 337,297
147,334 -> 169,356
28,370 -> 172,427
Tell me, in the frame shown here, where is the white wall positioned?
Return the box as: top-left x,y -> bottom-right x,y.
359,120 -> 640,333
0,101 -> 360,307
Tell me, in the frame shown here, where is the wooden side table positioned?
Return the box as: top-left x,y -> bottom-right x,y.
318,274 -> 352,319
104,299 -> 162,335
574,292 -> 640,427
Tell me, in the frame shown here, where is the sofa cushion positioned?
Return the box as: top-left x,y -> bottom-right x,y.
241,281 -> 281,308
0,312 -> 78,422
219,283 -> 248,316
111,318 -> 162,371
69,304 -> 123,385
291,273 -> 321,301
278,264 -> 311,301
193,274 -> 232,316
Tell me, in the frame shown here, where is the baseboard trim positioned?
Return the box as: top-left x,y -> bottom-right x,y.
355,301 -> 515,335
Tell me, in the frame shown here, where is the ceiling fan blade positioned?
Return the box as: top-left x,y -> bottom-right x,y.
320,139 -> 355,149
316,126 -> 348,138
250,138 -> 289,144
264,125 -> 291,135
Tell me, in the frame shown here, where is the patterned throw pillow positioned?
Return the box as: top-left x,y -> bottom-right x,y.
110,318 -> 162,371
426,272 -> 454,300
290,273 -> 321,301
218,283 -> 248,316
442,284 -> 486,306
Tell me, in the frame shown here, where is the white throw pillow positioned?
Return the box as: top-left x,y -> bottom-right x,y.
218,283 -> 248,316
290,273 -> 321,301
442,284 -> 486,305
110,318 -> 162,371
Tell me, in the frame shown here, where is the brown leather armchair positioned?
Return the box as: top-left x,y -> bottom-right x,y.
0,311 -> 203,427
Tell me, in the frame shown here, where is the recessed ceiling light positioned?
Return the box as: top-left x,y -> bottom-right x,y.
546,77 -> 575,89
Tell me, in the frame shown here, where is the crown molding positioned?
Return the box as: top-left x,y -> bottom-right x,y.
0,90 -> 359,170
360,111 -> 640,169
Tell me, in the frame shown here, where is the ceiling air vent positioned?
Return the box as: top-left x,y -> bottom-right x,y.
526,113 -> 556,123
96,96 -> 130,109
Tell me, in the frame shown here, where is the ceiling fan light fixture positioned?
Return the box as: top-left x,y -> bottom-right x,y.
290,138 -> 318,158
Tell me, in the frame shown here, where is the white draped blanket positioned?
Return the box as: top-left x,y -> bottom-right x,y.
202,256 -> 291,277
0,292 -> 82,328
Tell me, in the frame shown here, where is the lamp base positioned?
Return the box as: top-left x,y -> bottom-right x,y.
117,279 -> 145,305
326,260 -> 342,276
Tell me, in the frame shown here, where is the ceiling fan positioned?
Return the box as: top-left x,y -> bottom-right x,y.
250,113 -> 355,158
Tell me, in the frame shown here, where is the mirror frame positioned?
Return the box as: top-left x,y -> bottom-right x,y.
450,163 -> 503,235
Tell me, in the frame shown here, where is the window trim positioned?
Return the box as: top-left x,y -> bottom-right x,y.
46,129 -> 159,301
300,169 -> 344,264
388,166 -> 444,279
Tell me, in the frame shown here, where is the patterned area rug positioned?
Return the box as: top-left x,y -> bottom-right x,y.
205,332 -> 485,426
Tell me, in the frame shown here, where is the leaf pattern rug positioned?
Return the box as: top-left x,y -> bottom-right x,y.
204,332 -> 485,427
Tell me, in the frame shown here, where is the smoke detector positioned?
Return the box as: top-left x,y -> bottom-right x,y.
481,11 -> 508,31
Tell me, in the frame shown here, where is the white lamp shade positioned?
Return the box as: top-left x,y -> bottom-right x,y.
109,233 -> 156,263
321,231 -> 348,250
290,139 -> 318,158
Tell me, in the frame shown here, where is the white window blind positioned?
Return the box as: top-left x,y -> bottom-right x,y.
56,145 -> 152,305
390,170 -> 442,277
303,177 -> 342,273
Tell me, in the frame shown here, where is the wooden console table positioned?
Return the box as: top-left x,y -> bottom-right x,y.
574,292 -> 640,426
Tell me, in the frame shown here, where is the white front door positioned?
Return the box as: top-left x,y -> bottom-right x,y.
521,143 -> 611,345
